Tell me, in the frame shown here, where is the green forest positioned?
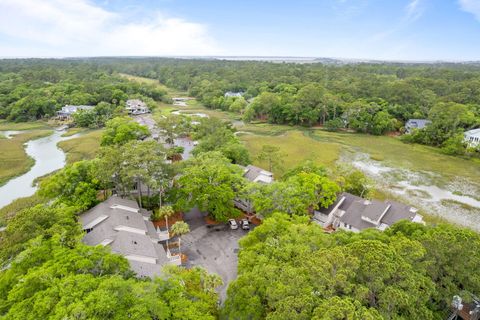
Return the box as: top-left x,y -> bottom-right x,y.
101,58 -> 480,154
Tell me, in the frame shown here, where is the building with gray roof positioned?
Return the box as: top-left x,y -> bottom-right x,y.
56,105 -> 94,120
235,165 -> 274,214
126,99 -> 149,115
314,192 -> 424,232
405,119 -> 431,133
79,196 -> 180,278
241,165 -> 273,184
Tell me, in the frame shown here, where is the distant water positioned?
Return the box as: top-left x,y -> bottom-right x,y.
0,129 -> 80,209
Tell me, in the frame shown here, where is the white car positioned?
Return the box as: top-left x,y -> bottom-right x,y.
228,219 -> 238,230
241,219 -> 250,230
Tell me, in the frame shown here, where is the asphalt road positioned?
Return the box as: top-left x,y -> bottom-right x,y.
181,208 -> 252,302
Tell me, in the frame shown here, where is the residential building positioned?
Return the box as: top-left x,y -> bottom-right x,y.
314,192 -> 424,232
405,119 -> 431,133
464,128 -> 480,147
126,99 -> 149,115
224,91 -> 244,98
241,164 -> 274,184
79,196 -> 180,278
56,105 -> 94,120
234,165 -> 273,213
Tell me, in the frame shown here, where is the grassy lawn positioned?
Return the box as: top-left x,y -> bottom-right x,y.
118,73 -> 188,97
241,130 -> 340,177
58,129 -> 104,164
0,120 -> 51,131
0,130 -> 53,186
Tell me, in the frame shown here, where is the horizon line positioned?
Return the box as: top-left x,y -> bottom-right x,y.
0,55 -> 479,64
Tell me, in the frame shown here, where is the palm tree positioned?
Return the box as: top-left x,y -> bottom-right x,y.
156,206 -> 175,233
171,221 -> 190,258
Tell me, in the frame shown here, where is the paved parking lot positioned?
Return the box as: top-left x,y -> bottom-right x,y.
181,208 -> 253,301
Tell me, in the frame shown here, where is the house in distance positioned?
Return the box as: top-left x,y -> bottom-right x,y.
405,119 -> 431,133
56,105 -> 94,120
464,128 -> 480,147
126,99 -> 150,115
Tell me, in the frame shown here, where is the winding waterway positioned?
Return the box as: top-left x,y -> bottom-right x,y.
0,129 -> 79,209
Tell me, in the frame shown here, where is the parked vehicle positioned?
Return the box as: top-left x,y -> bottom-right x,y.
241,219 -> 250,230
228,219 -> 238,230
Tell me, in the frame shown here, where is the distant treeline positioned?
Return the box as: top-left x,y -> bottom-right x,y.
2,58 -> 480,154
0,59 -> 168,122
100,58 -> 480,154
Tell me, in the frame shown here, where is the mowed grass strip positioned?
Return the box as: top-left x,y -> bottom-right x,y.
58,129 -> 104,164
240,130 -> 340,177
0,130 -> 53,186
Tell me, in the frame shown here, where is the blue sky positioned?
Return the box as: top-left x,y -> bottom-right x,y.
1,0 -> 480,60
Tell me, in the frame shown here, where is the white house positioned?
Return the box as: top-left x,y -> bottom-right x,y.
464,129 -> 480,147
126,99 -> 149,115
79,196 -> 180,278
224,91 -> 244,98
314,192 -> 424,233
56,105 -> 94,120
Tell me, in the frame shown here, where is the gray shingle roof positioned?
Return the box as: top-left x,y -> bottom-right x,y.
322,192 -> 420,231
382,200 -> 417,225
242,165 -> 273,183
129,260 -> 164,278
79,196 -> 171,278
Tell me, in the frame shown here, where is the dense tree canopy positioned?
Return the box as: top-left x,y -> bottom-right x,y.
0,60 -> 168,122
98,57 -> 480,155
101,116 -> 150,146
174,151 -> 245,221
223,214 -> 480,320
192,118 -> 250,165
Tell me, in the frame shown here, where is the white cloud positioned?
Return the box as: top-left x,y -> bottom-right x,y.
459,0 -> 480,21
0,0 -> 222,57
405,0 -> 424,22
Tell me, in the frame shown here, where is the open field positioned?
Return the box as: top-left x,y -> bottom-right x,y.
58,129 -> 104,164
118,73 -> 188,97
241,130 -> 340,176
0,130 -> 53,186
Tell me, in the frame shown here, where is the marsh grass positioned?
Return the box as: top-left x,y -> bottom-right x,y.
57,129 -> 104,164
0,120 -> 51,131
0,130 -> 53,186
0,194 -> 44,225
